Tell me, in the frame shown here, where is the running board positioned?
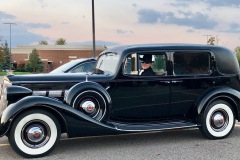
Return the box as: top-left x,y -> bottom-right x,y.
111,120 -> 199,132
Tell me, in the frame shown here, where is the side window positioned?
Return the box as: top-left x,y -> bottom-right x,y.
173,52 -> 210,75
123,53 -> 167,76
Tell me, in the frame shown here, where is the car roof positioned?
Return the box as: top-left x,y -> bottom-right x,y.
102,43 -> 239,75
104,43 -> 227,54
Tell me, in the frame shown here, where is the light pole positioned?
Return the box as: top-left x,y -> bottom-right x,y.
3,22 -> 17,70
92,0 -> 96,58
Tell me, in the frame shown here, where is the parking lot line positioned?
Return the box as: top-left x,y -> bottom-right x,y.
235,124 -> 240,127
0,144 -> 9,147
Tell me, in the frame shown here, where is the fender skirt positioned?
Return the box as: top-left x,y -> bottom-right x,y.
0,96 -> 115,137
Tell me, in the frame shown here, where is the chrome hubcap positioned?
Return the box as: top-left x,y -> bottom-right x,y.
22,121 -> 50,148
212,113 -> 225,128
81,101 -> 96,114
210,110 -> 228,131
75,92 -> 105,121
27,126 -> 44,143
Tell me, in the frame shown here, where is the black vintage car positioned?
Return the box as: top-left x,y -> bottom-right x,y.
1,44 -> 240,158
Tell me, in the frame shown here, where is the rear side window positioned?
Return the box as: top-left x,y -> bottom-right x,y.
173,52 -> 210,75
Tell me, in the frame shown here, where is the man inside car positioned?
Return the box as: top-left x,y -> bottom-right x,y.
139,55 -> 156,76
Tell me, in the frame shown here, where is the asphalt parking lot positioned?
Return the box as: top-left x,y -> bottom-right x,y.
1,126 -> 240,160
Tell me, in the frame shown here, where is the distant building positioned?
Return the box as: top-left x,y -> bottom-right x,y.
11,45 -> 105,72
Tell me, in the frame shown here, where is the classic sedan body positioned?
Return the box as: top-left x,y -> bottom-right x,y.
1,44 -> 240,158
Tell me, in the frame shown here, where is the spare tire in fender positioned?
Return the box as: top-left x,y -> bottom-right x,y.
65,81 -> 111,121
73,90 -> 107,121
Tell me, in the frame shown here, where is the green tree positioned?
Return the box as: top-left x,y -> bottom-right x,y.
55,38 -> 66,45
1,41 -> 11,70
152,55 -> 166,71
0,46 -> 5,70
235,46 -> 240,54
39,40 -> 48,45
207,37 -> 215,45
25,49 -> 44,72
234,46 -> 240,64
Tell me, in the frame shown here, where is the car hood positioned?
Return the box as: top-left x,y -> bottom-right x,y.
5,73 -> 113,90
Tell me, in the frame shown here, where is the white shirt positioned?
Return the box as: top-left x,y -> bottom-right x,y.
139,69 -> 144,75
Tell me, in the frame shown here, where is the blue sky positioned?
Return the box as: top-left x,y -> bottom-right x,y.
0,0 -> 240,50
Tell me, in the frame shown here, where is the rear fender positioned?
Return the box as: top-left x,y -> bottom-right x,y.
196,87 -> 240,119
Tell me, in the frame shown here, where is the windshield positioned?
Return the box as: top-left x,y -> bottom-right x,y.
95,52 -> 120,74
50,59 -> 86,73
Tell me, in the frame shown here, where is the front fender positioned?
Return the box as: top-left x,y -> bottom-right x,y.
197,87 -> 240,115
7,85 -> 32,104
0,96 -> 115,137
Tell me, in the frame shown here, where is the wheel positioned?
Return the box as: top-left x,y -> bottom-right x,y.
8,109 -> 61,158
199,100 -> 235,139
73,90 -> 107,121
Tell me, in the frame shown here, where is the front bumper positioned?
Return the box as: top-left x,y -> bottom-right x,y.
0,97 -> 8,118
0,117 -> 10,137
0,76 -> 11,116
0,116 -> 4,137
0,124 -> 3,137
0,118 -> 5,137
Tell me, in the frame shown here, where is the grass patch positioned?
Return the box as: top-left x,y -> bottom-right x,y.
14,72 -> 31,75
0,72 -> 5,76
0,72 -> 31,76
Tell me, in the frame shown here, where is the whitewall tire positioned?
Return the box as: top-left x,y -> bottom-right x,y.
199,100 -> 235,139
8,109 -> 60,158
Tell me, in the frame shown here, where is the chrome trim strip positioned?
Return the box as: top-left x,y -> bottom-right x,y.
49,90 -> 63,97
115,124 -> 199,132
33,91 -> 47,96
33,90 -> 67,98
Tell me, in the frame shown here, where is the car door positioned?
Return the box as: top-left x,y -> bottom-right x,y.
170,51 -> 215,119
110,52 -> 171,122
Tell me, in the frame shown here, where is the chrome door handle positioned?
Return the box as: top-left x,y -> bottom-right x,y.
172,80 -> 183,83
160,81 -> 170,84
